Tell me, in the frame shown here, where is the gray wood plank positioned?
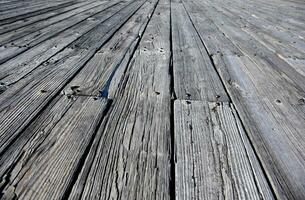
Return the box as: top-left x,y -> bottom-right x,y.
0,0 -> 124,64
181,0 -> 243,56
0,0 -> 145,156
62,0 -> 158,98
171,2 -> 228,102
185,0 -> 305,94
0,1 -> 127,86
174,100 -> 274,200
0,0 -> 76,22
0,1 -> 97,35
68,1 -> 172,199
0,96 -> 110,199
0,0 -> 112,45
213,54 -> 305,200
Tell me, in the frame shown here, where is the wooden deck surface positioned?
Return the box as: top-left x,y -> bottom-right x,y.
0,0 -> 305,199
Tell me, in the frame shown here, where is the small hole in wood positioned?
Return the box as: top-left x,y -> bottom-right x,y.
155,91 -> 160,95
298,98 -> 305,105
275,99 -> 281,103
186,101 -> 191,105
40,89 -> 47,93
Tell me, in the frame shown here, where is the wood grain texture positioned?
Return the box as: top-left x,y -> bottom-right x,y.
0,96 -> 109,199
68,1 -> 172,199
63,0 -> 157,98
174,100 -> 274,200
0,0 -> 112,45
0,1 -> 96,35
0,1 -> 144,156
181,0 -> 242,57
213,54 -> 305,200
171,2 -> 228,102
0,0 -> 127,85
0,0 -> 124,65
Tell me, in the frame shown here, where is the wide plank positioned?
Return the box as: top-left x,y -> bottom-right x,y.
174,100 -> 274,200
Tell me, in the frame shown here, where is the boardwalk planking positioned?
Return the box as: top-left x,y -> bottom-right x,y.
174,100 -> 274,199
0,0 -> 305,198
0,0 -> 145,155
0,96 -> 110,199
68,1 -> 172,199
0,0 -> 127,85
213,54 -> 305,199
62,0 -> 157,98
0,0 -> 124,64
171,2 -> 228,102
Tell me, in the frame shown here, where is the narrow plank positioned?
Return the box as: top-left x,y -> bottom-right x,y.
0,96 -> 110,199
68,1 -> 172,199
0,0 -> 145,155
171,2 -> 228,101
62,0 -> 157,98
174,100 -> 274,200
213,54 -> 305,199
0,1 -> 127,85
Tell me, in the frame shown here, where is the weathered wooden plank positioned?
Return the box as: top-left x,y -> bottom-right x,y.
0,1 -> 145,155
0,1 -> 127,85
181,0 -> 242,56
63,0 -> 157,98
186,0 -> 305,93
0,0 -> 112,45
0,1 -> 97,35
0,96 -> 110,199
171,2 -> 228,102
68,1 -> 172,199
213,54 -> 305,200
0,0 -> 76,22
174,100 -> 275,200
0,0 -> 124,64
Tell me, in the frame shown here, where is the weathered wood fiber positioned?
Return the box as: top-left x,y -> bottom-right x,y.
0,0 -> 112,45
174,100 -> 274,199
171,2 -> 228,102
181,0 -> 243,56
0,0 -> 76,23
68,1 -> 172,199
185,0 -> 305,93
0,1 -> 127,85
0,1 -> 144,156
213,54 -> 305,200
0,96 -> 109,199
63,0 -> 158,98
0,1 -> 97,35
0,0 -> 124,65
